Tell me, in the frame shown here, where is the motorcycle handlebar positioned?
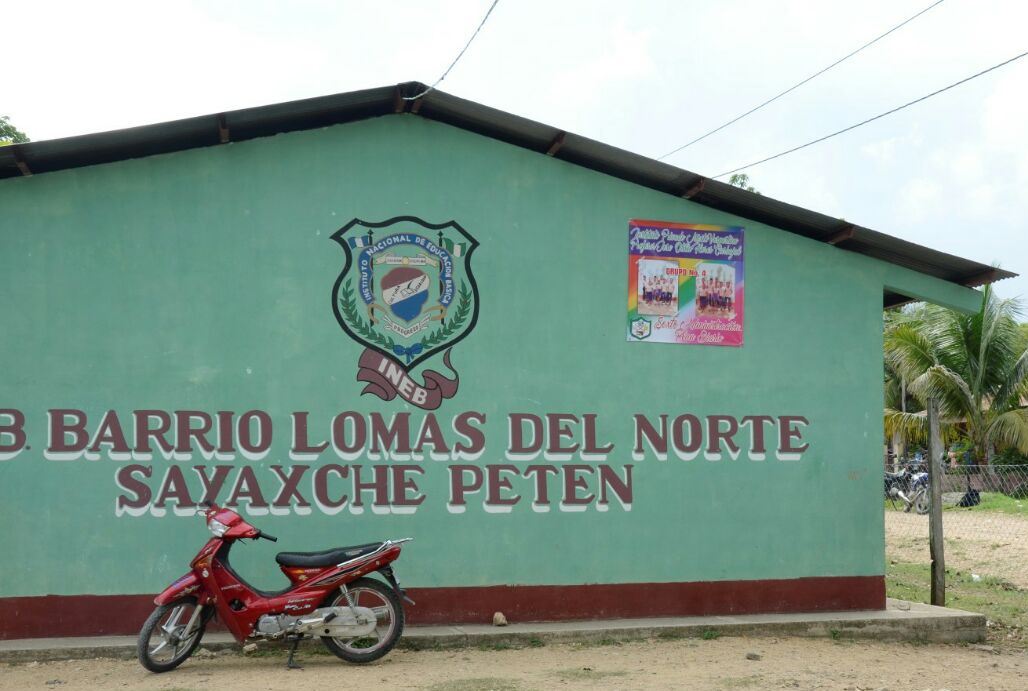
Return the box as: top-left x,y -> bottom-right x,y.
257,530 -> 278,542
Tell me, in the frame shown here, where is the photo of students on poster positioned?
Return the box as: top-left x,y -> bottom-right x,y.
697,263 -> 736,319
637,259 -> 679,317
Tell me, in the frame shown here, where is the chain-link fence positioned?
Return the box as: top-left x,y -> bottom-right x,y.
885,465 -> 1028,589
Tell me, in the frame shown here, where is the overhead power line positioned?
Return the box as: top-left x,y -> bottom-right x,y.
713,49 -> 1028,179
658,0 -> 946,161
403,0 -> 501,101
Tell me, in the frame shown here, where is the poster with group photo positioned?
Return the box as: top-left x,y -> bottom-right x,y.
627,219 -> 744,347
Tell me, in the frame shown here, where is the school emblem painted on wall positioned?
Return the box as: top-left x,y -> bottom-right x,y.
331,216 -> 480,410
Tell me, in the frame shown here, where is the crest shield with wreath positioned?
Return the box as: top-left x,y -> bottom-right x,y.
331,216 -> 479,409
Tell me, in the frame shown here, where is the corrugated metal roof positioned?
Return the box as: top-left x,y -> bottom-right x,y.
0,81 -> 1014,301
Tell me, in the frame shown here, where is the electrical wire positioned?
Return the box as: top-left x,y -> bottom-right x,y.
658,0 -> 946,161
403,0 -> 501,101
713,49 -> 1028,179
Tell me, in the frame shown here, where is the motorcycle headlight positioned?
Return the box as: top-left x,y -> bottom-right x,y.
208,518 -> 229,537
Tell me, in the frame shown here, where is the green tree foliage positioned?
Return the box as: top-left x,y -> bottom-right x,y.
0,115 -> 30,145
727,173 -> 760,194
884,286 -> 1028,464
883,307 -> 925,415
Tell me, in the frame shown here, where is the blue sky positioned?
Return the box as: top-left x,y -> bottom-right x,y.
5,0 -> 1026,301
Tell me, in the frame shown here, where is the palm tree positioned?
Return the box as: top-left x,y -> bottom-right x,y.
884,286 -> 1028,465
883,306 -> 928,461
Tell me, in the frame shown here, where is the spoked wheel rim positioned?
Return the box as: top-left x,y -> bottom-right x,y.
329,585 -> 397,654
145,602 -> 203,666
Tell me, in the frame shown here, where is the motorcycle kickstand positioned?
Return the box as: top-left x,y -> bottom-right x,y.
285,635 -> 303,670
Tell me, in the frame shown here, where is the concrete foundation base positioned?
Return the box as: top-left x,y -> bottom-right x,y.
0,599 -> 985,663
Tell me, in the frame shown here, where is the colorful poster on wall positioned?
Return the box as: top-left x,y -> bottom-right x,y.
627,219 -> 745,347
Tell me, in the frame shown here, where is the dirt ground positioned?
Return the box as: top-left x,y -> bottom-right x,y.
885,510 -> 1028,588
6,513 -> 1025,689
4,637 -> 1027,691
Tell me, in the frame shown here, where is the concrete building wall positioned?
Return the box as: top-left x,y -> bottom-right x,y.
0,114 -> 946,637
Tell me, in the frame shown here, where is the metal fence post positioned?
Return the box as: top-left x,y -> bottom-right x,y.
927,398 -> 945,606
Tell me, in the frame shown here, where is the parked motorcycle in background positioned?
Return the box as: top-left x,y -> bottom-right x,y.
884,459 -> 930,515
137,503 -> 414,672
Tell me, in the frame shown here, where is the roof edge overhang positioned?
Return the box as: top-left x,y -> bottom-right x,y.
1,81 -> 1016,299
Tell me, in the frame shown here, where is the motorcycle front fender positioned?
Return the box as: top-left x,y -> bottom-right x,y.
154,571 -> 205,605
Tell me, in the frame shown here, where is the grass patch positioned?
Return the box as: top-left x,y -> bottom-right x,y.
238,642 -> 331,658
426,679 -> 519,691
551,667 -> 628,681
886,491 -> 1028,516
886,560 -> 1028,648
717,676 -> 763,688
471,636 -> 545,651
568,636 -> 625,650
399,638 -> 434,651
701,629 -> 721,640
942,492 -> 1027,516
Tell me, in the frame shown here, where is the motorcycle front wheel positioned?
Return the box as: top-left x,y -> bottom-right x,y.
913,488 -> 930,515
137,597 -> 206,673
320,576 -> 404,664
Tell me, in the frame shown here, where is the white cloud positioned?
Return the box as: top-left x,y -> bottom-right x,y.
966,183 -> 999,215
945,148 -> 986,187
860,121 -> 927,166
4,0 -> 1028,298
982,69 -> 1028,186
861,137 -> 901,164
898,178 -> 943,223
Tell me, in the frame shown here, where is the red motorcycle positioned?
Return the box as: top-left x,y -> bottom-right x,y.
137,503 -> 413,672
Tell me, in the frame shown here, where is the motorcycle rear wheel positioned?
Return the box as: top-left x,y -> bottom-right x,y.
137,597 -> 206,673
320,576 -> 404,664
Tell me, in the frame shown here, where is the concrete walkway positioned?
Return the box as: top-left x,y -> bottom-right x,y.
0,599 -> 984,663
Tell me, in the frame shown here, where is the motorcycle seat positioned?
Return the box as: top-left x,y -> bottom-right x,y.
275,542 -> 384,568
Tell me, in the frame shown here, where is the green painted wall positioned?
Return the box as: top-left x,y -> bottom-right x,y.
0,114 -> 951,598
